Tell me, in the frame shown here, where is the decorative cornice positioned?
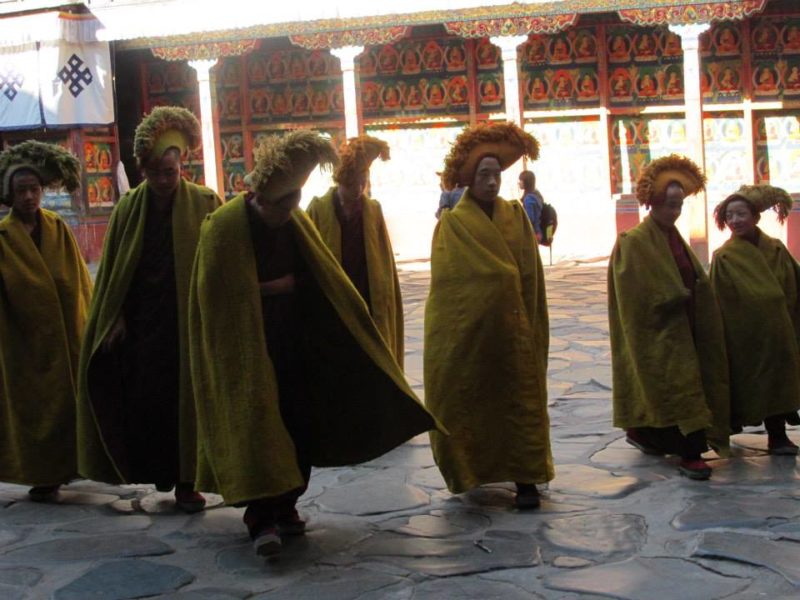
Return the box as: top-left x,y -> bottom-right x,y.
150,40 -> 259,62
444,15 -> 578,38
618,0 -> 767,26
289,26 -> 409,50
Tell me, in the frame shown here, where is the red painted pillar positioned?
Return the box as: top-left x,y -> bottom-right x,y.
615,193 -> 641,234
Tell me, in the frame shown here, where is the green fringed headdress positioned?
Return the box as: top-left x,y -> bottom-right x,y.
333,135 -> 390,187
442,121 -> 539,189
713,184 -> 793,230
248,129 -> 338,202
0,140 -> 80,206
636,154 -> 706,207
133,106 -> 201,167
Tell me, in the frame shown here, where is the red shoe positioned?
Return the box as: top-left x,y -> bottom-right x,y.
175,484 -> 206,513
276,508 -> 307,536
679,458 -> 712,480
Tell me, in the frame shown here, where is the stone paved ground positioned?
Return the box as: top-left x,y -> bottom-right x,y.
2,263 -> 800,599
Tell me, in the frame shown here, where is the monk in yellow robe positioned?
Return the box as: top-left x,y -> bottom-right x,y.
307,135 -> 403,364
425,122 -> 553,509
77,107 -> 221,512
609,155 -> 730,480
711,185 -> 800,454
0,141 -> 91,501
190,130 -> 441,557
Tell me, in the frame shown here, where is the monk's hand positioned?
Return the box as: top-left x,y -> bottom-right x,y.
103,314 -> 127,351
259,273 -> 296,296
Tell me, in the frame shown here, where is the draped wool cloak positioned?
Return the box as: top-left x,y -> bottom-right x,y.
76,179 -> 221,484
424,191 -> 554,494
189,194 -> 442,505
0,209 -> 92,485
608,215 -> 730,455
306,187 -> 404,366
710,230 -> 800,426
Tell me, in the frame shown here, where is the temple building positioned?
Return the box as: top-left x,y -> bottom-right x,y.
0,0 -> 797,263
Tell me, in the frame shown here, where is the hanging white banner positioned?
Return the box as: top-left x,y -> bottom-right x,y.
0,44 -> 43,130
39,41 -> 114,126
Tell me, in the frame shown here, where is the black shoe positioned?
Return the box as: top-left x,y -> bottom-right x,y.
28,484 -> 60,502
625,431 -> 664,456
514,483 -> 541,510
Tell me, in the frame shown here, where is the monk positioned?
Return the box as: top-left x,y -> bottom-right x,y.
307,135 -> 403,364
0,141 -> 91,501
77,107 -> 222,512
608,154 -> 730,480
710,185 -> 800,454
189,130 -> 440,557
425,122 -> 553,509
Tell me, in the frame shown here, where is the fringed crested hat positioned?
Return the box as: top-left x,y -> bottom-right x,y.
713,184 -> 793,230
0,140 -> 80,206
248,130 -> 338,203
636,154 -> 706,207
441,122 -> 539,189
133,106 -> 201,167
333,135 -> 390,186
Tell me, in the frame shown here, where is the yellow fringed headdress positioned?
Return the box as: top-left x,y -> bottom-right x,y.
248,130 -> 338,203
441,122 -> 539,189
636,154 -> 706,207
333,135 -> 390,187
713,184 -> 793,230
0,140 -> 80,206
133,106 -> 201,167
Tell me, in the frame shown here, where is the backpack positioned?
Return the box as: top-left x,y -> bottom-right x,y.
539,202 -> 558,247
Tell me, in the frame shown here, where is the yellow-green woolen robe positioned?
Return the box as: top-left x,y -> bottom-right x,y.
306,187 -> 404,366
710,229 -> 800,426
608,215 -> 730,455
189,194 -> 442,505
76,179 -> 221,484
0,209 -> 92,486
424,191 -> 554,494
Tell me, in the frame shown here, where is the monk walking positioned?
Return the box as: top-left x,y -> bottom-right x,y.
77,107 -> 221,511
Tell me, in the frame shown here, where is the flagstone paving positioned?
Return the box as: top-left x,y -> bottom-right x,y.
2,262 -> 800,599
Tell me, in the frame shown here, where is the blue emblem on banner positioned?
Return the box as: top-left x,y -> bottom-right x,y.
0,67 -> 25,101
58,54 -> 93,98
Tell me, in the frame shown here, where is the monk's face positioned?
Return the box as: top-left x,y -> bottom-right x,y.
725,198 -> 759,238
11,171 -> 43,219
650,182 -> 684,228
254,188 -> 302,228
338,170 -> 368,204
144,148 -> 182,201
471,156 -> 501,204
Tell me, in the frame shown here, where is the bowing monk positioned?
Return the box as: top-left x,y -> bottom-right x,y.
307,135 -> 403,364
609,155 -> 730,480
77,107 -> 221,512
711,185 -> 800,455
0,141 -> 91,501
425,122 -> 553,509
189,130 -> 441,557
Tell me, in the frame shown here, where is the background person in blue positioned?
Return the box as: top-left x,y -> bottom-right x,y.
519,170 -> 544,242
435,171 -> 465,218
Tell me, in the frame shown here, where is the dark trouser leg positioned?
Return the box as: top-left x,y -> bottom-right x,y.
765,414 -> 789,442
631,426 -> 707,459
